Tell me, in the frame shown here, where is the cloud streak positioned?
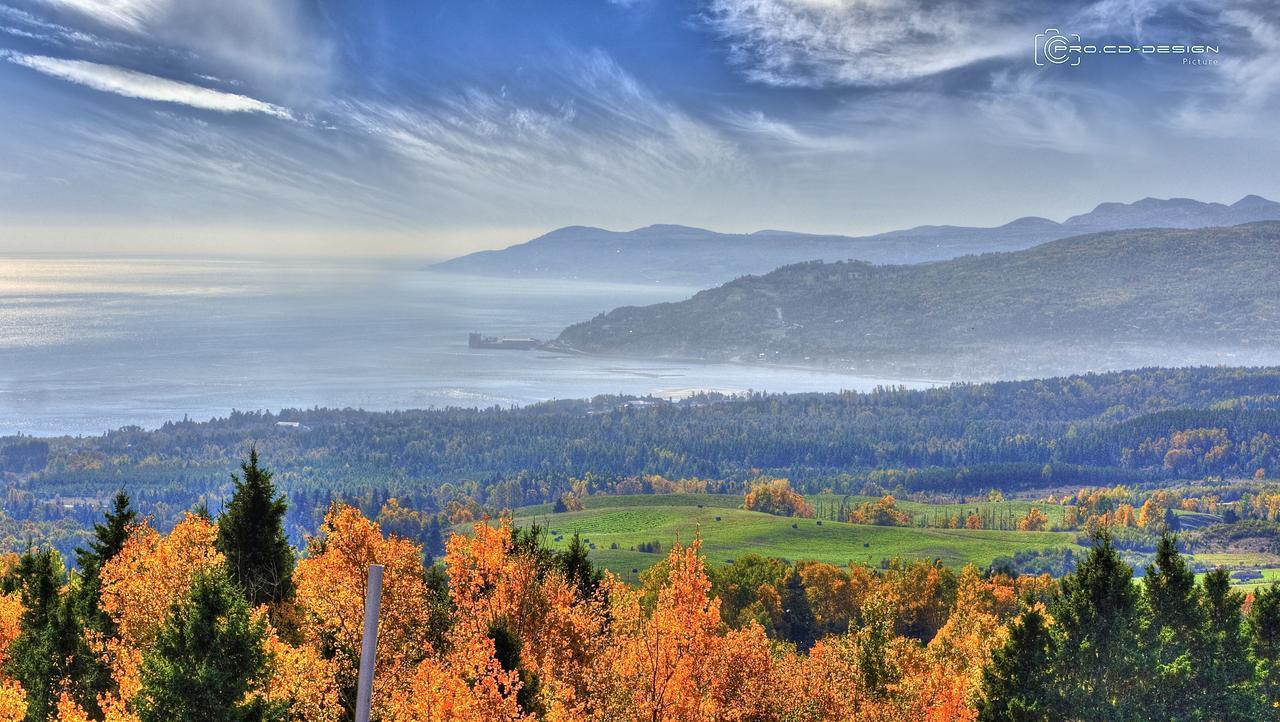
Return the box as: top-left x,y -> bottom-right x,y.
2,51 -> 291,117
703,0 -> 1029,87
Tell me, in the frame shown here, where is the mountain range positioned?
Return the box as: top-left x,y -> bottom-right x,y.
553,222 -> 1280,380
433,195 -> 1280,286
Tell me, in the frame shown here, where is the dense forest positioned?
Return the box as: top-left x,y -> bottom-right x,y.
3,366 -> 1278,555
555,223 -> 1280,375
3,454 -> 1280,721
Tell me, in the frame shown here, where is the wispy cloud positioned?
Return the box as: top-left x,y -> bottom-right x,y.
2,51 -> 291,117
1166,5 -> 1280,137
338,51 -> 742,215
703,0 -> 1029,87
26,0 -> 332,95
37,0 -> 162,32
974,71 -> 1104,154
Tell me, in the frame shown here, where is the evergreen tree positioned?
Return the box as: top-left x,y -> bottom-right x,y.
67,490 -> 137,715
777,568 -> 819,652
556,534 -> 603,601
135,572 -> 278,722
1142,532 -> 1203,718
1248,582 -> 1280,711
489,621 -> 542,717
1050,531 -> 1149,720
216,449 -> 295,607
977,604 -> 1057,722
1199,570 -> 1257,720
74,490 -> 136,635
4,548 -> 88,722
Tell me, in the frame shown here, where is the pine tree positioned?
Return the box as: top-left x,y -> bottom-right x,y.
216,448 -> 295,607
1142,532 -> 1203,718
1199,570 -> 1257,720
4,548 -> 87,722
1051,531 -> 1149,720
556,533 -> 602,601
977,604 -> 1056,722
67,490 -> 137,714
134,571 -> 277,722
74,490 -> 136,635
1248,582 -> 1280,711
776,568 -> 819,652
489,621 -> 542,717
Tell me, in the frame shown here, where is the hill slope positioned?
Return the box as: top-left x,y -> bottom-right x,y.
509,494 -> 1080,577
555,222 -> 1280,377
432,196 -> 1280,285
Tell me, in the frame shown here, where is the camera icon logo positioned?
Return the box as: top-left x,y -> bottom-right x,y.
1035,29 -> 1081,66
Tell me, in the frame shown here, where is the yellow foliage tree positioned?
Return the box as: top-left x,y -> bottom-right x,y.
1017,507 -> 1049,532
293,504 -> 432,716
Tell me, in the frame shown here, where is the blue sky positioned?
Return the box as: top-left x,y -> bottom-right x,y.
0,0 -> 1277,257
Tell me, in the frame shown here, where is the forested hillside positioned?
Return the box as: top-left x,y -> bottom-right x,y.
556,223 -> 1280,376
3,366 -> 1279,554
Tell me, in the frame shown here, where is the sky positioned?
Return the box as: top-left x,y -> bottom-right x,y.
0,0 -> 1277,258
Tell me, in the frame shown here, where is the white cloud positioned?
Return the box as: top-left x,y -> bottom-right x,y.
3,51 -> 292,118
338,51 -> 743,214
1165,4 -> 1280,138
29,0 -> 332,96
703,0 -> 1029,87
974,71 -> 1103,154
37,0 -> 162,32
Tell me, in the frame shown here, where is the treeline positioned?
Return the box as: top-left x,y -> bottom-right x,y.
5,366 -> 1279,545
4,453 -> 1280,720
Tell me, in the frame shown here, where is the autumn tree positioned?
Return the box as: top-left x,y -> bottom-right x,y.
134,571 -> 278,722
1017,508 -> 1048,532
743,478 -> 814,518
596,540 -> 723,721
217,449 -> 295,608
711,555 -> 787,632
845,496 -> 911,527
293,505 -> 432,717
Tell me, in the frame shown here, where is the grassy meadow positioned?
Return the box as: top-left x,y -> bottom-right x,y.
508,493 -> 1080,581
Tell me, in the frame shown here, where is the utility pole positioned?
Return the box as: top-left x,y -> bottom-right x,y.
355,564 -> 384,722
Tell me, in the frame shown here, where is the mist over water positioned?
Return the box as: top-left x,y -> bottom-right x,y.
0,256 -> 921,437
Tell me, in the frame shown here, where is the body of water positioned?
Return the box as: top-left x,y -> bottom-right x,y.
0,255 -> 928,436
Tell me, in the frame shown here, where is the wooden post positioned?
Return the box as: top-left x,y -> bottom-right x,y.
355,564 -> 384,722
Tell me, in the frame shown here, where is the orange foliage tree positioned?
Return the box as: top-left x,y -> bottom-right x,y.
1017,507 -> 1049,532
293,504 -> 432,718
743,478 -> 814,518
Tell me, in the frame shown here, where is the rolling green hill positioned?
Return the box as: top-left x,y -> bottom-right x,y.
556,222 -> 1280,377
508,493 -> 1081,580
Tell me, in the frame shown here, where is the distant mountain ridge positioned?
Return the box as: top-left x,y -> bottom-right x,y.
432,195 -> 1280,285
554,222 -> 1280,380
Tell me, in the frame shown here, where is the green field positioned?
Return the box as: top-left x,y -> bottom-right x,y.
510,494 -> 1081,581
1193,552 -> 1280,569
1196,567 -> 1280,594
811,494 -> 1069,528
